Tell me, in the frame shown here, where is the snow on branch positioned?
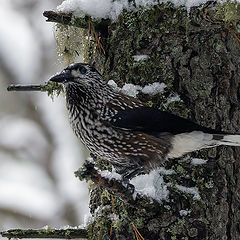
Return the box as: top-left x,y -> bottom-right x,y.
0,228 -> 88,239
74,161 -> 138,205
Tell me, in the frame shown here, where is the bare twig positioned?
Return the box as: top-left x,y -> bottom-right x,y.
224,25 -> 240,43
132,223 -> 145,240
43,10 -> 72,25
7,84 -> 42,92
91,21 -> 106,54
0,228 -> 88,239
7,82 -> 63,97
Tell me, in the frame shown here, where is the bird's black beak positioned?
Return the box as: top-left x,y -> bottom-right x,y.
49,70 -> 73,83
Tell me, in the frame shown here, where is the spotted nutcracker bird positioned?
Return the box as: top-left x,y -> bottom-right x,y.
49,63 -> 240,178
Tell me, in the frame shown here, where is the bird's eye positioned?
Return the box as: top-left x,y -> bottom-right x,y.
79,66 -> 87,74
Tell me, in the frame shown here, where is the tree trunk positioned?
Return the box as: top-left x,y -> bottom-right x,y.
54,2 -> 240,239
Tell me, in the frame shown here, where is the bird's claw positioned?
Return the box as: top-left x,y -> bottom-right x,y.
122,178 -> 135,194
126,182 -> 135,194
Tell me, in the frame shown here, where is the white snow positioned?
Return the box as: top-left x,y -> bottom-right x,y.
42,225 -> 51,230
141,82 -> 166,96
62,225 -> 83,230
57,0 -> 236,21
121,83 -> 142,98
179,209 -> 191,216
108,213 -> 119,221
130,169 -> 170,203
164,93 -> 181,107
164,205 -> 171,210
108,79 -> 120,90
158,167 -> 175,175
133,55 -> 150,61
107,80 -> 167,97
97,166 -> 200,203
99,169 -> 122,181
97,167 -> 177,203
191,158 -> 208,166
83,212 -> 94,227
134,0 -> 159,7
57,0 -> 131,21
176,185 -> 201,200
87,156 -> 95,163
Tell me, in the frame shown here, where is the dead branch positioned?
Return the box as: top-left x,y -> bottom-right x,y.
7,82 -> 63,97
7,84 -> 42,92
0,228 -> 88,239
43,10 -> 110,34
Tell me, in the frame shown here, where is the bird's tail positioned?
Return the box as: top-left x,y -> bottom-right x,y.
214,134 -> 240,146
167,131 -> 240,159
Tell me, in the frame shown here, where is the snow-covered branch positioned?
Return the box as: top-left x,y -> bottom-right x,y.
75,162 -> 141,206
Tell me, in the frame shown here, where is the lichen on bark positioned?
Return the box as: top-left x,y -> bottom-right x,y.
55,23 -> 88,64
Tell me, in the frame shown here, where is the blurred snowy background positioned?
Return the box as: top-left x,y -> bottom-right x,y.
0,0 -> 89,233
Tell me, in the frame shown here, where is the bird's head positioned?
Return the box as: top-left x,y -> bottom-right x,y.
49,63 -> 104,87
49,63 -> 112,103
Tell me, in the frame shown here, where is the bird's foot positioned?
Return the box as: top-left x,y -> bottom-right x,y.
122,178 -> 135,194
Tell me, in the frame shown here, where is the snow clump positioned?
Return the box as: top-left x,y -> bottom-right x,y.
56,0 -> 234,21
57,0 -> 160,21
130,169 -> 172,203
107,80 -> 167,98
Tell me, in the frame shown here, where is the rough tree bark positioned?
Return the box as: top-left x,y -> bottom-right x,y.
49,1 -> 240,240
4,1 -> 240,240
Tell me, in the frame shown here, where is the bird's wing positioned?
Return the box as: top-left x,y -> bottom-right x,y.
109,107 -> 215,135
